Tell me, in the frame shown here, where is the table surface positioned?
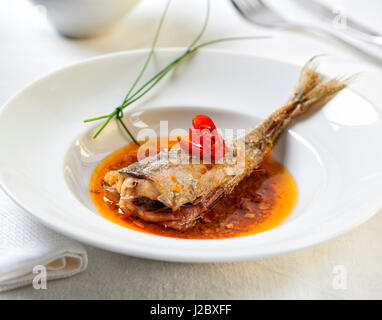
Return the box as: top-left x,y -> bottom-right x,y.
1,0 -> 382,299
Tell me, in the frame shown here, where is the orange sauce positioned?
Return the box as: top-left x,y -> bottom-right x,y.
90,138 -> 298,239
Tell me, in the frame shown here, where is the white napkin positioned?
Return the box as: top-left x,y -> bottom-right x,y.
0,187 -> 87,292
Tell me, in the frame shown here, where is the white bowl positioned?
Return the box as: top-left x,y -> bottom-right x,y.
31,0 -> 138,38
1,49 -> 382,262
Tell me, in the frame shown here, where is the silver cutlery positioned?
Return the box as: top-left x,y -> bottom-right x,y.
231,0 -> 382,66
293,0 -> 382,46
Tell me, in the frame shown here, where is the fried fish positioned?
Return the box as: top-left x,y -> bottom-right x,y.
102,58 -> 350,230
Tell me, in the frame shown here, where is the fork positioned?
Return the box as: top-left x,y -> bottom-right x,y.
231,0 -> 382,67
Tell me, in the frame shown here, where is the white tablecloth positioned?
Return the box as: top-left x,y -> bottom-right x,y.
1,0 -> 382,299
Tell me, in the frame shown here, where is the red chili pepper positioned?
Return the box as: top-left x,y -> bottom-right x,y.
189,128 -> 202,146
180,115 -> 226,161
192,114 -> 216,131
210,129 -> 226,160
179,139 -> 203,158
200,128 -> 213,149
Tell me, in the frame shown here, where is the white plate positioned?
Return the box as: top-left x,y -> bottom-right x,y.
1,49 -> 382,262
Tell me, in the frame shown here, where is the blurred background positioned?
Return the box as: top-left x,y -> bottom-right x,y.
2,0 -> 382,107
1,0 -> 382,299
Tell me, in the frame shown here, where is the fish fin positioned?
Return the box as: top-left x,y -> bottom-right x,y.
289,57 -> 353,117
254,57 -> 353,144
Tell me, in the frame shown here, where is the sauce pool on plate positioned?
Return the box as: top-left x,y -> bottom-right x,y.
90,138 -> 298,239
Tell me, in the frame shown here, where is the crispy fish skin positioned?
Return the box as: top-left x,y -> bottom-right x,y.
102,58 -> 350,230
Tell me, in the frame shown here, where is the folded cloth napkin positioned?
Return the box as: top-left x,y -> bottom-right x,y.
0,187 -> 87,292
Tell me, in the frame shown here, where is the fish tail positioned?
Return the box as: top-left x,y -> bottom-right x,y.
287,57 -> 353,118
258,57 -> 353,142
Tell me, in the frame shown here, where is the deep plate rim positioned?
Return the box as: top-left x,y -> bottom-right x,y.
1,48 -> 381,262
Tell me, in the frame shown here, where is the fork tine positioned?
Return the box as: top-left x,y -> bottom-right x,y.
232,0 -> 262,15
